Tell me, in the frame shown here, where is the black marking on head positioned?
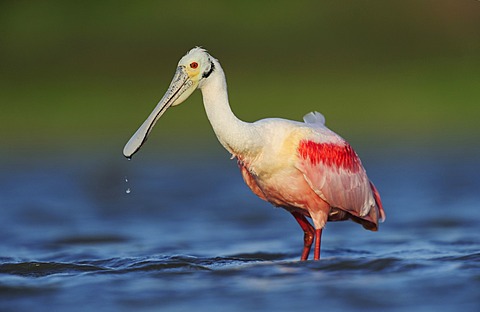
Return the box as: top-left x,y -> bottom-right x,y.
202,60 -> 215,78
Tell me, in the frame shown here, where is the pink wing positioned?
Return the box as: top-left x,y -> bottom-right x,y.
296,139 -> 383,230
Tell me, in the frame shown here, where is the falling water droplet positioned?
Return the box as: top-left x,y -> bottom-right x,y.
124,176 -> 131,194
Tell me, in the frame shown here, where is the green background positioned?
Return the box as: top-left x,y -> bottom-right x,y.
1,0 -> 479,155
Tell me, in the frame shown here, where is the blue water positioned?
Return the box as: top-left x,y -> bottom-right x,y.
0,146 -> 479,311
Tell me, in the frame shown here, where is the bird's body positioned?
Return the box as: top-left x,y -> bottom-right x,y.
236,115 -> 382,229
124,47 -> 385,260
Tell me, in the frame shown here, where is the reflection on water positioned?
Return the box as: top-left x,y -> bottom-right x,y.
0,148 -> 479,312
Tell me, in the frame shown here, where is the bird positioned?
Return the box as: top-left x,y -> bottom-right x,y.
123,47 -> 385,261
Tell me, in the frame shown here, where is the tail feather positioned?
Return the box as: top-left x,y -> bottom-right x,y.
303,111 -> 325,125
369,181 -> 386,223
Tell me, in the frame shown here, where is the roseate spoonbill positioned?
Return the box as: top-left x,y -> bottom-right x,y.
123,47 -> 385,260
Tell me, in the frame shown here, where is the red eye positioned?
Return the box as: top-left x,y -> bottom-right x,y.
190,62 -> 198,69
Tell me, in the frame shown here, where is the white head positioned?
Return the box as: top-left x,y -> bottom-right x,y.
123,47 -> 216,158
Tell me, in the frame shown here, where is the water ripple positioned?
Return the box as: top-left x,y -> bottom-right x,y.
0,261 -> 107,277
3,251 -> 476,278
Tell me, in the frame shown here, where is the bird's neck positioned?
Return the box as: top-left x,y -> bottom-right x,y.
200,63 -> 261,158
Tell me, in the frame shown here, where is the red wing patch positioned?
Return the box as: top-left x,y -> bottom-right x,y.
298,140 -> 362,173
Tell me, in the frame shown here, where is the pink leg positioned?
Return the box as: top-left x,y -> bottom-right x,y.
313,228 -> 323,260
291,212 -> 315,261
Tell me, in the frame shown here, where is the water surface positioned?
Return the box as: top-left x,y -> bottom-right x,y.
0,148 -> 479,311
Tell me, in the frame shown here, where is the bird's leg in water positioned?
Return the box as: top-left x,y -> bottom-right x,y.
314,228 -> 323,260
291,212 -> 315,261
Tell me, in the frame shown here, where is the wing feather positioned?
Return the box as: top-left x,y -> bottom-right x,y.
296,138 -> 378,222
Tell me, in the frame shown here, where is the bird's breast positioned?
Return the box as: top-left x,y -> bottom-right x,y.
238,153 -> 315,209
